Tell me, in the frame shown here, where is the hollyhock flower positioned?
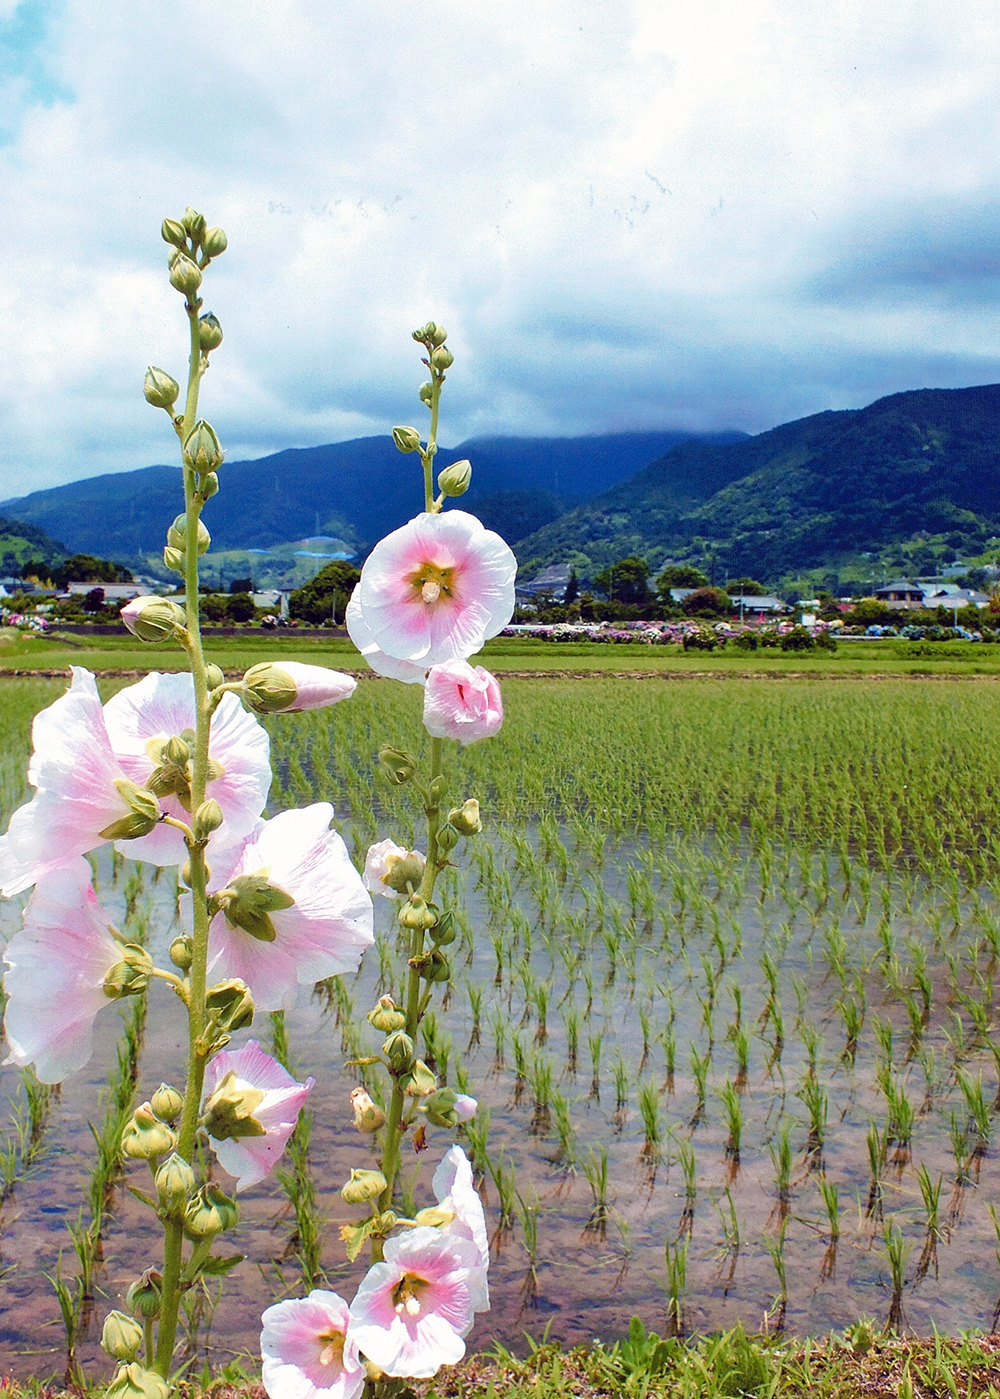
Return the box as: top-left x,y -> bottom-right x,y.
347,511 -> 515,668
432,1146 -> 490,1312
422,661 -> 502,746
3,858 -> 122,1083
0,669 -> 140,897
103,670 -> 270,865
201,1040 -> 314,1191
261,1290 -> 364,1399
363,840 -> 425,901
344,594 -> 429,684
349,1226 -> 481,1378
205,804 -> 373,1012
243,662 -> 357,713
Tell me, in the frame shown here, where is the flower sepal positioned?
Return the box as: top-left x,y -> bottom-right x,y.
98,779 -> 161,842
105,1362 -> 170,1399
214,873 -> 295,943
200,1069 -> 267,1141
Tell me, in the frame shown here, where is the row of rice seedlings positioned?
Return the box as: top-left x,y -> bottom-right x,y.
270,1011 -> 324,1288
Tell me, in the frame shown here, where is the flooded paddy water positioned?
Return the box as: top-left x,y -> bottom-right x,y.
2,674 -> 1000,1378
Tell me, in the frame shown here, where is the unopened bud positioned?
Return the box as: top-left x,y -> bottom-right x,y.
392,425 -> 422,454
200,471 -> 219,500
401,1060 -> 438,1097
169,936 -> 193,971
430,346 -> 454,371
161,218 -> 187,248
198,312 -> 224,351
143,366 -> 180,410
167,512 -> 211,556
201,226 -> 228,258
429,908 -> 457,945
448,799 -> 482,836
418,381 -> 434,405
122,1104 -> 176,1161
398,895 -> 438,931
378,747 -> 417,785
436,824 -> 459,857
341,1168 -> 387,1204
205,663 -> 225,689
437,459 -> 471,497
421,1087 -> 459,1128
169,254 -> 202,296
204,979 -> 255,1032
350,1086 -> 387,1133
121,596 -> 186,643
421,948 -> 451,983
382,1029 -> 414,1072
154,1152 -> 196,1215
184,1181 -> 238,1239
367,996 -> 406,1034
150,1084 -> 184,1123
126,1269 -> 162,1320
192,799 -> 224,842
105,1362 -> 170,1399
181,206 -> 206,239
102,1311 -> 144,1362
163,546 -> 184,574
183,421 -> 223,473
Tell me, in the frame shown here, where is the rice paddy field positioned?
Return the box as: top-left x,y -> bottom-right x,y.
4,671 -> 1000,1380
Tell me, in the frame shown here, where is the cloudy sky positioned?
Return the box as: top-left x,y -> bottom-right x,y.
2,0 -> 1000,492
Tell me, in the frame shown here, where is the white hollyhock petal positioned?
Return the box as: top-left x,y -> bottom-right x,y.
345,592 -> 429,684
103,671 -> 270,865
0,668 -> 134,896
432,1146 -> 490,1312
261,1290 -> 364,1399
206,804 -> 373,1012
3,858 -> 121,1083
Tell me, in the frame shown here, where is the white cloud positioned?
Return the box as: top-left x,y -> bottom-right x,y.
1,0 -> 1000,492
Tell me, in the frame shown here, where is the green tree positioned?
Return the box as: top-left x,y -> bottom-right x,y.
724,576 -> 766,595
655,564 -> 709,607
226,591 -> 255,623
563,569 -> 579,605
593,556 -> 650,605
680,586 -> 731,619
229,576 -> 253,594
50,554 -> 133,588
289,560 -> 362,625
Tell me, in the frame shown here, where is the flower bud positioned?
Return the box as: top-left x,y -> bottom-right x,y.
102,1311 -> 145,1362
420,1087 -> 458,1128
366,996 -> 406,1034
184,1182 -> 238,1239
167,512 -> 211,556
413,322 -> 448,348
448,799 -> 482,836
192,798 -> 224,842
205,662 -> 225,689
122,1104 -> 176,1161
169,936 -> 193,971
161,218 -> 187,248
155,1152 -> 196,1215
350,1086 -> 386,1133
398,895 -> 438,931
182,206 -> 206,239
436,824 -> 459,857
143,366 -> 180,410
200,1068 -> 266,1142
401,1060 -> 438,1097
99,780 -> 161,843
201,226 -> 228,258
163,546 -> 185,574
150,1084 -> 184,1123
378,747 -> 417,785
204,979 -> 255,1033
126,1269 -> 162,1320
169,253 -> 202,296
392,425 -> 422,454
198,312 -> 224,351
380,852 -> 425,896
421,948 -> 451,983
430,346 -> 454,371
413,1206 -> 455,1228
437,459 -> 471,497
182,421 -> 223,474
341,1168 -> 387,1204
454,1093 -> 478,1122
418,382 -> 434,405
429,908 -> 457,945
382,1029 -> 414,1072
106,1363 -> 170,1399
121,595 -> 186,643
200,471 -> 219,501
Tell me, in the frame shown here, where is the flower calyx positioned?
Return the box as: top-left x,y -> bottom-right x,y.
122,1103 -> 177,1161
398,895 -> 438,931
204,978 -> 256,1036
400,1059 -> 438,1098
183,1181 -> 239,1239
367,996 -> 406,1033
378,746 -> 418,785
98,779 -> 161,842
103,943 -> 154,1000
419,1087 -> 460,1128
105,1363 -> 170,1399
212,871 -> 295,942
200,1068 -> 266,1141
126,1268 -> 162,1320
448,799 -> 482,836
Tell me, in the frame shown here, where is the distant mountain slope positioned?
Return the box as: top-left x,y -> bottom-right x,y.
515,385 -> 1000,577
0,516 -> 67,571
0,429 -> 737,561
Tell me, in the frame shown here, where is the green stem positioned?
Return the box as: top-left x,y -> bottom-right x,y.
421,374 -> 443,513
154,292 -> 213,1382
372,738 -> 445,1262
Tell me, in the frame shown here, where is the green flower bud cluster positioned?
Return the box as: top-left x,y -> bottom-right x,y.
164,511 -> 211,574
122,1102 -> 177,1161
161,207 -> 228,267
412,321 -> 448,349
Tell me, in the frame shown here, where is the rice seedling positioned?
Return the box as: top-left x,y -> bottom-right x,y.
582,1145 -> 612,1233
881,1217 -> 911,1332
769,1121 -> 794,1212
718,1079 -> 743,1166
762,1217 -> 788,1329
797,1075 -> 828,1163
638,1079 -> 663,1160
664,1237 -> 688,1337
915,1163 -> 944,1280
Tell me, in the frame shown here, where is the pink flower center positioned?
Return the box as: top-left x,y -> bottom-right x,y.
317,1327 -> 346,1368
407,562 -> 457,608
392,1272 -> 429,1317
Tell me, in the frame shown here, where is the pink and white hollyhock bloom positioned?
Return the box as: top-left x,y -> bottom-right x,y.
3,858 -> 121,1083
202,1040 -> 314,1191
247,662 -> 357,712
261,1290 -> 364,1399
432,1146 -> 490,1312
103,671 -> 270,865
0,669 -> 138,897
422,661 -> 503,746
347,511 -> 515,669
363,839 -> 425,901
344,594 -> 429,684
349,1226 -> 481,1378
453,1095 -> 478,1123
206,804 -> 374,1012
